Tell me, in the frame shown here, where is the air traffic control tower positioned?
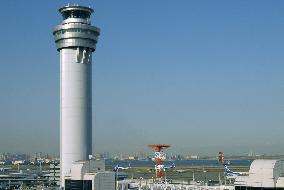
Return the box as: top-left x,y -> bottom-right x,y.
53,5 -> 100,187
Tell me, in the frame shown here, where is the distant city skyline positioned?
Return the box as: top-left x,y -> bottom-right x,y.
0,0 -> 283,155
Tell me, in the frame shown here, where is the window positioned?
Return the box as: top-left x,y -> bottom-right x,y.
65,180 -> 92,190
62,10 -> 91,20
56,29 -> 98,36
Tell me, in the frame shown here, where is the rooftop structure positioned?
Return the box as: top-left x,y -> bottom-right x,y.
65,160 -> 115,190
235,160 -> 284,189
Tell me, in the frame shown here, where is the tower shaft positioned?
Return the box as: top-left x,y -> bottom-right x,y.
60,47 -> 92,182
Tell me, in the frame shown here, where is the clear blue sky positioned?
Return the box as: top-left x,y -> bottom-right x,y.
0,0 -> 283,155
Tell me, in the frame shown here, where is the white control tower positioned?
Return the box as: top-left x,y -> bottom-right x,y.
53,5 -> 100,187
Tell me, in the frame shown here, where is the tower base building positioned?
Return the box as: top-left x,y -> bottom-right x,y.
64,160 -> 115,190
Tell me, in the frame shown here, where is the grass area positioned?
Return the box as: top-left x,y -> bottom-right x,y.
116,166 -> 250,181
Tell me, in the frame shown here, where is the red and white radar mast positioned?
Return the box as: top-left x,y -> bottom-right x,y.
148,144 -> 171,179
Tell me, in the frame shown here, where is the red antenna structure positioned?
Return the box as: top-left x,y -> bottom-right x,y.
148,144 -> 171,178
218,152 -> 224,165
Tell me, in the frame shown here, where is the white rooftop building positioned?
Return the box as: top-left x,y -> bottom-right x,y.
64,159 -> 115,190
235,160 -> 284,189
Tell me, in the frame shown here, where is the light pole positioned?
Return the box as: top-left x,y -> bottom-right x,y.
139,177 -> 143,190
115,169 -> 118,190
113,165 -> 130,190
